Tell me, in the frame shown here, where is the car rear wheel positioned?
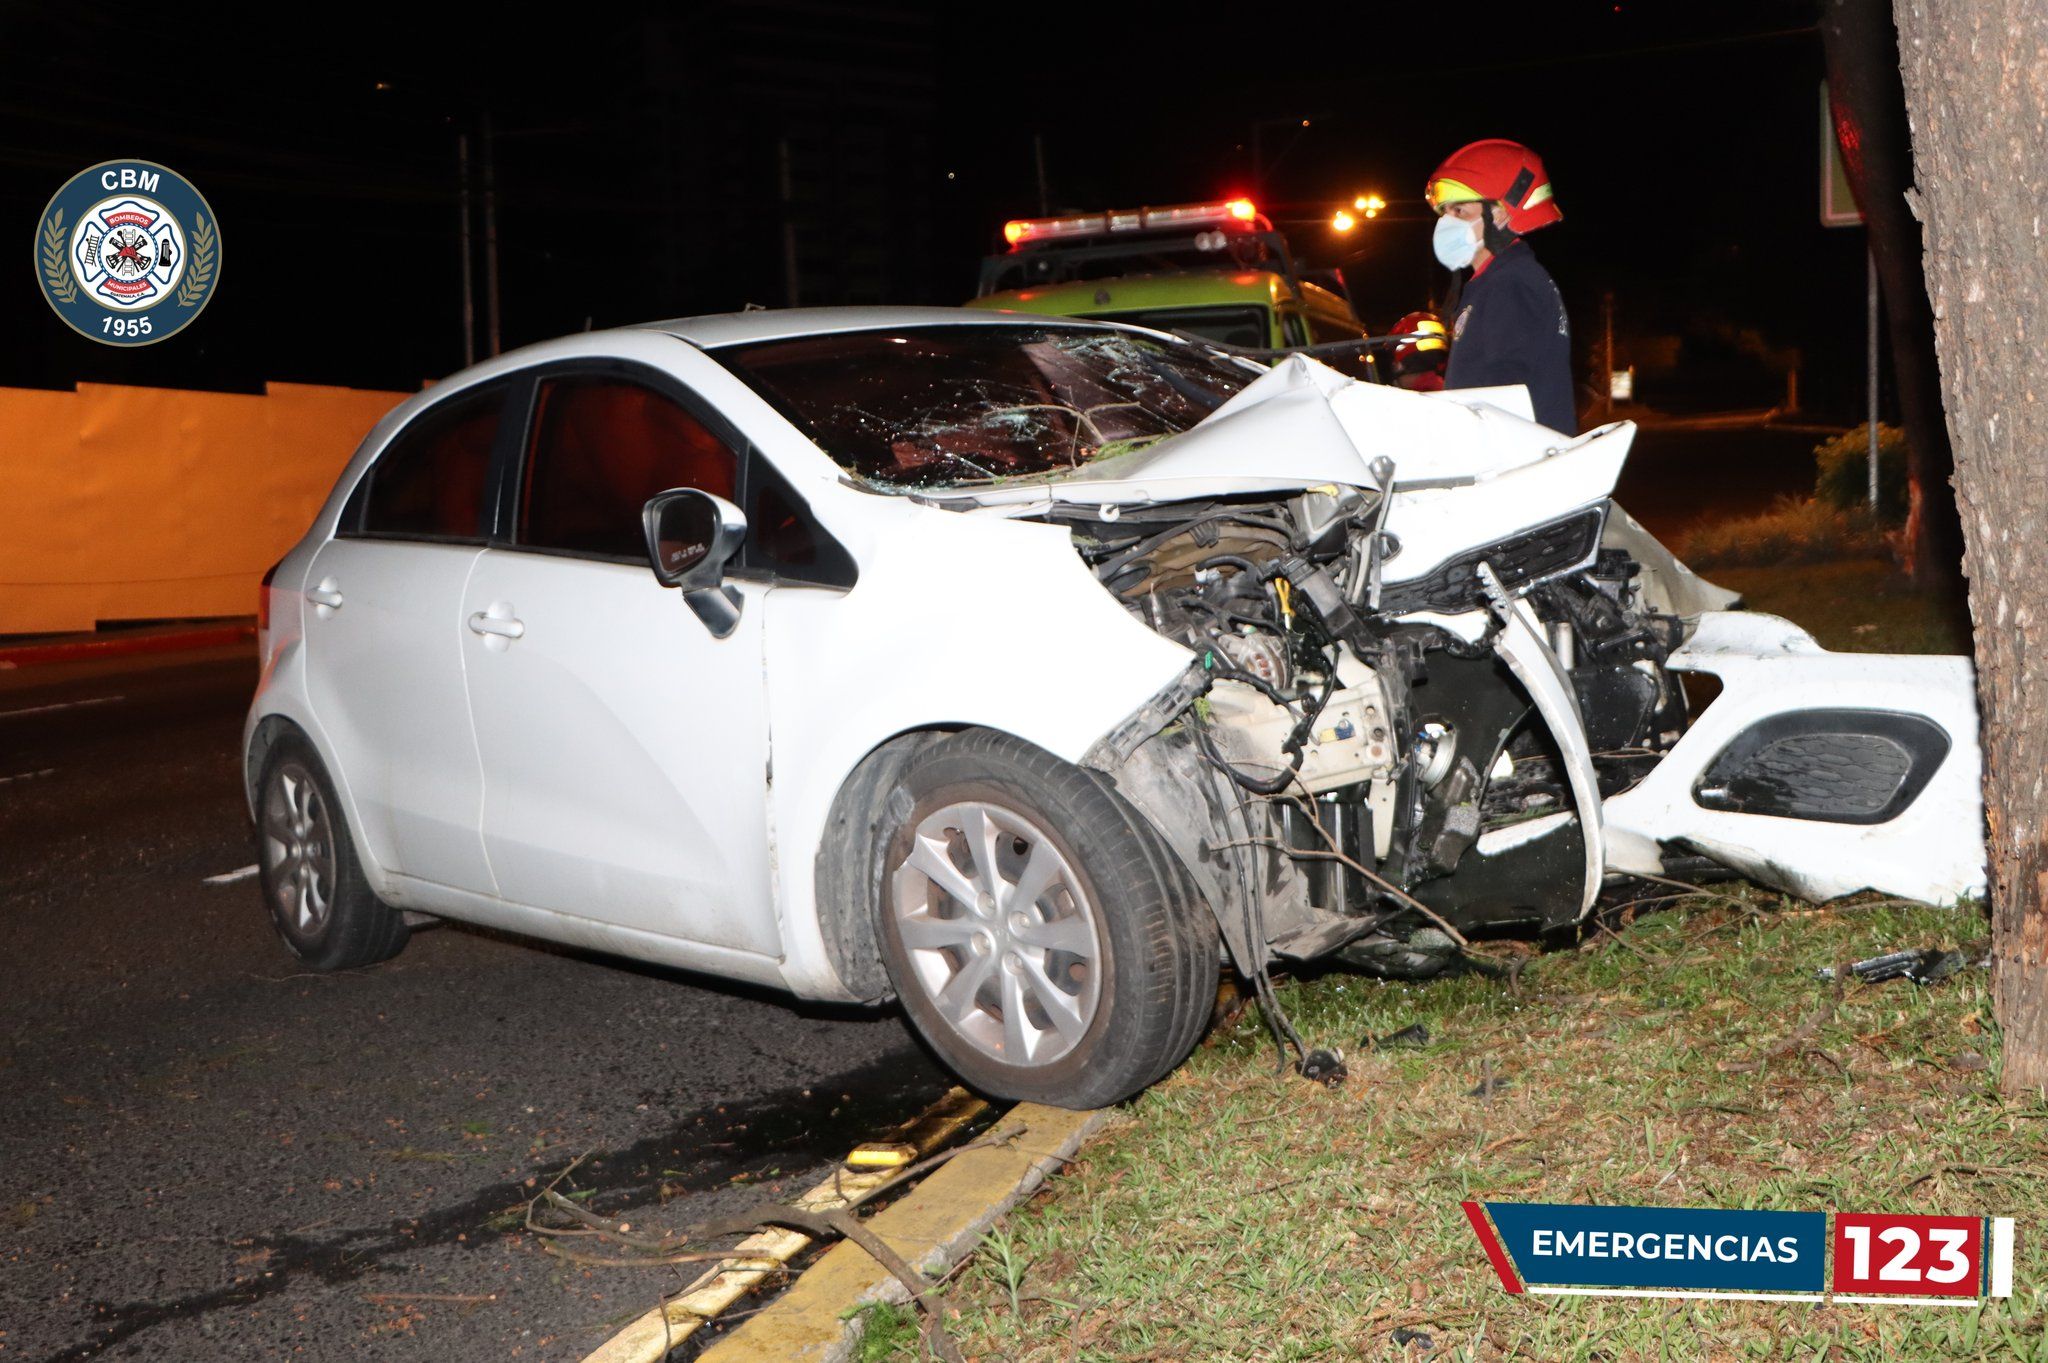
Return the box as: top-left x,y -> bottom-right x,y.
257,737 -> 408,971
876,730 -> 1216,1108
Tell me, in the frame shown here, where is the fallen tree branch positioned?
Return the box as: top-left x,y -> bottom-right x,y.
542,1127 -> 1028,1363
1718,964 -> 1847,1073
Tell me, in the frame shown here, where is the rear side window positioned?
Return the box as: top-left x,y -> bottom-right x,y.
353,385 -> 503,541
518,374 -> 739,559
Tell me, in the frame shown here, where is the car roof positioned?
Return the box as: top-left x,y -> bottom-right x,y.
635,305 -> 1116,350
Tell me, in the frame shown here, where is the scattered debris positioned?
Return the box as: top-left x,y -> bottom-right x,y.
1298,1047 -> 1347,1087
1363,1023 -> 1432,1051
1816,947 -> 1967,986
1391,1326 -> 1436,1350
1953,1050 -> 1988,1073
1467,1071 -> 1509,1100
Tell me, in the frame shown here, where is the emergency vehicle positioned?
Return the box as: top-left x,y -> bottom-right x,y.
965,198 -> 1377,377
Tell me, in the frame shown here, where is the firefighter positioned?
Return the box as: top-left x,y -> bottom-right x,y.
1424,139 -> 1576,434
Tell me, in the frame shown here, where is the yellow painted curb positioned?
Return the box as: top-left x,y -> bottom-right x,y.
579,1089 -> 988,1363
697,1102 -> 1112,1362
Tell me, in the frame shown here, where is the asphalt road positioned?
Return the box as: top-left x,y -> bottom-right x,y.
0,647 -> 947,1362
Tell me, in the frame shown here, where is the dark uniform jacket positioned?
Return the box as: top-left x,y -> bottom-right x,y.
1444,240 -> 1577,435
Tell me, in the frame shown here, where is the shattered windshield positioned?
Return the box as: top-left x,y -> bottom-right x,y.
713,325 -> 1256,490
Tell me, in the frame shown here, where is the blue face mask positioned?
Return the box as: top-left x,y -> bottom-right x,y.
1432,212 -> 1480,270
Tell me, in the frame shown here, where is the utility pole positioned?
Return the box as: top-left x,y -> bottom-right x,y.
1867,246 -> 1880,510
457,132 -> 475,368
482,110 -> 501,358
778,137 -> 801,309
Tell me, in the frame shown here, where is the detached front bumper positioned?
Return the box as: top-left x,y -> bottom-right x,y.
1602,612 -> 1987,904
1455,607 -> 1986,923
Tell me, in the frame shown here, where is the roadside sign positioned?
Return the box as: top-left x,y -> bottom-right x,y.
1821,83 -> 1863,228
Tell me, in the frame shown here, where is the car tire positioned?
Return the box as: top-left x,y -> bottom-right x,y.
876,730 -> 1217,1108
255,736 -> 409,971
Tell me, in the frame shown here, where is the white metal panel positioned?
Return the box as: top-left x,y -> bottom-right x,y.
925,354 -> 1627,514
756,496 -> 1196,1000
298,539 -> 493,895
460,551 -> 781,956
1603,612 -> 1987,903
1486,582 -> 1606,919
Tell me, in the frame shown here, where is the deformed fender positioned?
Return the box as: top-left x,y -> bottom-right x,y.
1602,501 -> 1743,618
809,732 -> 943,1003
763,498 -> 1193,1003
1080,663 -> 1343,975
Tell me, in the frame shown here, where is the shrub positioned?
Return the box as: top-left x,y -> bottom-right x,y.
1681,495 -> 1889,569
1813,422 -> 1909,521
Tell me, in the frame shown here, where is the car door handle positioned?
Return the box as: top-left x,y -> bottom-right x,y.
467,612 -> 525,640
305,581 -> 344,610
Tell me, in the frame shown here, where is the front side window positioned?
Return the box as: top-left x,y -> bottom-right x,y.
714,325 -> 1255,491
354,383 -> 503,540
517,373 -> 738,558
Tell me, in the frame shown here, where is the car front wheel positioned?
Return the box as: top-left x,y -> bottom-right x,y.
876,731 -> 1215,1108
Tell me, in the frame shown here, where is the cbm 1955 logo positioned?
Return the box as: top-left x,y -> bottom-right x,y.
36,160 -> 221,347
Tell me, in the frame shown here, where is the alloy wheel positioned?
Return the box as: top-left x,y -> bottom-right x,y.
262,760 -> 336,938
889,800 -> 1105,1067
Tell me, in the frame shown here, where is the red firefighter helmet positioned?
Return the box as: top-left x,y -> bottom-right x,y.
1424,139 -> 1562,233
1390,311 -> 1448,373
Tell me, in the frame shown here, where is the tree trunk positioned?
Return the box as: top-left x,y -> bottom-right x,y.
1819,0 -> 1963,582
1893,0 -> 2048,1094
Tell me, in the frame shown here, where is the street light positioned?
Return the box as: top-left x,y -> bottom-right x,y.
1331,209 -> 1358,233
1353,193 -> 1386,219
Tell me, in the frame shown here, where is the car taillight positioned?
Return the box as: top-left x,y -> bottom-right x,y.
258,558 -> 281,632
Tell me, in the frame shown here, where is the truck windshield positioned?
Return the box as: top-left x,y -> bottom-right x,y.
1078,306 -> 1270,349
714,325 -> 1255,490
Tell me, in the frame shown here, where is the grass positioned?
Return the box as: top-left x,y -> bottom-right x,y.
1681,497 -> 1890,572
848,1301 -> 925,1361
1709,558 -> 1973,656
900,896 -> 2046,1361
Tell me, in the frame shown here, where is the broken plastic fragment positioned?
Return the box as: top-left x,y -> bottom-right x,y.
1363,1022 -> 1433,1050
1298,1047 -> 1348,1087
1815,947 -> 1968,986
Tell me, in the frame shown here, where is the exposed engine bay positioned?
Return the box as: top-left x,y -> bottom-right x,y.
1057,485 -> 1698,978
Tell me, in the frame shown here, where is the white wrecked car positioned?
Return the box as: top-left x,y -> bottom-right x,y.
243,308 -> 1986,1108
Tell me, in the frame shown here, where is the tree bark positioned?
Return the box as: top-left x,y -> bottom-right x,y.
1819,0 -> 1963,582
1893,0 -> 2048,1095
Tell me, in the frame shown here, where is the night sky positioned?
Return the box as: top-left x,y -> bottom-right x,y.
1,1 -> 1883,418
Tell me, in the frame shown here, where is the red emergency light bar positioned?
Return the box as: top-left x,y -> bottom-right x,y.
1002,197 -> 1260,249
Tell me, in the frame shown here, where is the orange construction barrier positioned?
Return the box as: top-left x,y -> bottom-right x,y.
0,380 -> 408,633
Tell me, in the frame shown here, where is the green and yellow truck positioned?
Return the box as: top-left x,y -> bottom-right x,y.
965,198 -> 1378,378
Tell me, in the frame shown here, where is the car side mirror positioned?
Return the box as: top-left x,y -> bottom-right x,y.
643,489 -> 748,638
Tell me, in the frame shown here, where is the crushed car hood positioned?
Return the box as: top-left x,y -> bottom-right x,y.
928,354 -> 1625,510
